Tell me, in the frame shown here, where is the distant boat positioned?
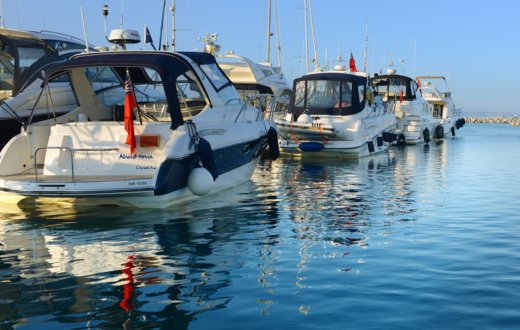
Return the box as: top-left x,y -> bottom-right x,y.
0,50 -> 278,208
371,69 -> 441,144
216,51 -> 291,107
0,28 -> 93,148
200,32 -> 291,111
416,75 -> 465,137
275,67 -> 397,158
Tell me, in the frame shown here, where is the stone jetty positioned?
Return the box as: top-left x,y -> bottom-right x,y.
465,116 -> 520,126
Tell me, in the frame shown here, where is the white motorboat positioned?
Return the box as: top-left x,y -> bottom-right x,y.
371,70 -> 441,144
416,75 -> 466,137
200,33 -> 291,109
275,69 -> 397,158
217,52 -> 291,106
0,28 -> 93,148
0,51 -> 279,208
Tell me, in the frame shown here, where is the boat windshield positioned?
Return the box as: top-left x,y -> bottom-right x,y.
371,75 -> 416,101
200,63 -> 243,105
40,64 -> 208,123
290,77 -> 365,116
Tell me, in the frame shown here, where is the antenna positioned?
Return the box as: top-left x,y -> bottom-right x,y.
120,0 -> 124,29
171,0 -> 175,51
363,20 -> 368,72
102,4 -> 109,37
413,37 -> 417,77
80,7 -> 89,53
325,48 -> 328,71
267,0 -> 272,64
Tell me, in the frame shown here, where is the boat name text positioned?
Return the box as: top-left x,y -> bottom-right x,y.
119,153 -> 154,160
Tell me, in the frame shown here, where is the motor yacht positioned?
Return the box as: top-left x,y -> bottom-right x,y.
275,68 -> 397,158
371,70 -> 441,144
0,51 -> 278,208
416,75 -> 465,137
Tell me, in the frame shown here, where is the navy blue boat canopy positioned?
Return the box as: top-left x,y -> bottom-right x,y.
288,72 -> 367,117
42,51 -> 214,129
370,74 -> 418,101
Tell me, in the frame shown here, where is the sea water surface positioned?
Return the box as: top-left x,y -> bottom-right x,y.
1,123 -> 519,329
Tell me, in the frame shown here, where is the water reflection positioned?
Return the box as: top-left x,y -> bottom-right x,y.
0,183 -> 282,328
0,146 -> 450,328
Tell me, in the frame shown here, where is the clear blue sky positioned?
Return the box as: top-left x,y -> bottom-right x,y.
3,0 -> 519,115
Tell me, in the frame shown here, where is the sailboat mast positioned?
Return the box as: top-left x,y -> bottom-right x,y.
267,0 -> 272,64
304,0 -> 309,73
158,0 -> 166,49
0,0 -> 4,27
274,0 -> 282,67
308,0 -> 319,71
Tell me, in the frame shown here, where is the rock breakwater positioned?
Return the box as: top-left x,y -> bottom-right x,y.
465,116 -> 520,125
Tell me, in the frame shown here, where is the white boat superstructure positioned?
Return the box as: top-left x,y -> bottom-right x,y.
275,70 -> 397,158
217,53 -> 291,106
0,51 -> 279,208
200,33 -> 291,109
416,75 -> 465,138
371,70 -> 441,144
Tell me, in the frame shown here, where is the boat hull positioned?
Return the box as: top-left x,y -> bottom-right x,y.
0,139 -> 267,208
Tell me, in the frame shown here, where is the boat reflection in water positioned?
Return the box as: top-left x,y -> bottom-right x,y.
0,141 -> 449,328
0,176 -> 283,328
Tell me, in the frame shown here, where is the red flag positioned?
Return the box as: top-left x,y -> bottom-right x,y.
417,79 -> 422,95
349,52 -> 358,72
399,89 -> 404,103
124,70 -> 136,155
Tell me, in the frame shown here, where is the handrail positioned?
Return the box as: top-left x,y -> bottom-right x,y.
234,93 -> 277,122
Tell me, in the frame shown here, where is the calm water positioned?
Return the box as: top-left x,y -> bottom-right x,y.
1,123 -> 519,329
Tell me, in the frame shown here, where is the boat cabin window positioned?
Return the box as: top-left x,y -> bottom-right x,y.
176,71 -> 207,119
42,39 -> 85,52
291,78 -> 364,116
18,47 -> 47,77
85,66 -> 122,91
307,80 -> 341,108
74,65 -> 208,122
200,63 -> 243,105
293,80 -> 306,108
371,76 -> 416,101
0,55 -> 14,98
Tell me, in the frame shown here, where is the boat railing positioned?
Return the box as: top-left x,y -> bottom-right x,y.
235,93 -> 277,122
34,146 -> 120,183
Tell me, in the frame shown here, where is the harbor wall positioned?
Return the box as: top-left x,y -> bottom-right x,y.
464,116 -> 520,125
